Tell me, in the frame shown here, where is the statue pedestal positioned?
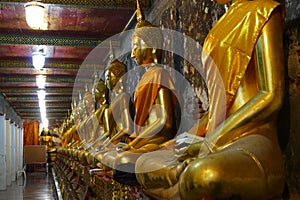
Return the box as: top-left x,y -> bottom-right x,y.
92,172 -> 142,200
54,149 -> 143,199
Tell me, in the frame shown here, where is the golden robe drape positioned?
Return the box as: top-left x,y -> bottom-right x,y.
202,0 -> 280,135
134,66 -> 177,134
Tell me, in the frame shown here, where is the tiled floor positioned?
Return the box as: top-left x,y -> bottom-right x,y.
0,167 -> 59,200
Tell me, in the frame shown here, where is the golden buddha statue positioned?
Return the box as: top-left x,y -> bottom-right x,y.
85,78 -> 109,167
72,83 -> 98,165
71,99 -> 80,127
92,71 -> 109,110
39,128 -> 53,148
81,82 -> 97,144
61,110 -> 80,148
87,78 -> 109,143
102,59 -> 131,144
123,1 -> 178,151
81,83 -> 95,142
77,92 -> 87,121
135,0 -> 286,199
92,59 -> 131,153
100,0 -> 179,178
83,44 -> 131,169
60,110 -> 70,135
121,0 -> 178,151
84,82 -> 95,115
77,92 -> 88,141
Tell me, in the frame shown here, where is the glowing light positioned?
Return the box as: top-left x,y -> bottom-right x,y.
24,1 -> 47,30
32,52 -> 45,70
36,75 -> 46,89
37,89 -> 46,100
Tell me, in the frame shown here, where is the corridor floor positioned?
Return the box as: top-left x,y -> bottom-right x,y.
0,167 -> 60,200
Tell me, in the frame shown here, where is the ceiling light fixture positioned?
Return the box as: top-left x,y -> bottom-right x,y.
36,75 -> 46,89
42,118 -> 48,129
32,51 -> 45,70
38,96 -> 48,128
40,107 -> 46,117
37,89 -> 46,100
39,99 -> 46,111
24,1 -> 47,30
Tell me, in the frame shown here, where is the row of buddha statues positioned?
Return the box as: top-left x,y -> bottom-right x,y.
55,0 -> 287,199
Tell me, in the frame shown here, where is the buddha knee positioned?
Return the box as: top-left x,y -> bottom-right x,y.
101,150 -> 140,172
178,158 -> 223,199
178,147 -> 283,199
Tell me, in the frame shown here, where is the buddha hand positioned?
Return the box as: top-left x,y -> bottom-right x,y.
121,143 -> 132,151
177,141 -> 203,162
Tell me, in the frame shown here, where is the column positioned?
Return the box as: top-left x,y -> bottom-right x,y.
10,123 -> 16,182
15,126 -> 19,174
0,115 -> 6,190
5,119 -> 11,186
17,127 -> 22,172
19,127 -> 23,171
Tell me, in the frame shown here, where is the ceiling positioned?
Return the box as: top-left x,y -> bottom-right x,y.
0,0 -> 151,129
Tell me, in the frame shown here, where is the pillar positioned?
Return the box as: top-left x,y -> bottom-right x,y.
0,115 -> 6,190
17,127 -> 23,172
10,123 -> 16,182
5,119 -> 11,186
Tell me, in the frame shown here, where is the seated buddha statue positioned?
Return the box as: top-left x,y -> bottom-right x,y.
71,99 -> 79,125
87,41 -> 131,148
85,65 -> 130,168
61,110 -> 80,148
99,1 -> 179,179
93,72 -> 109,111
76,83 -> 99,164
84,77 -> 110,167
91,58 -> 133,163
135,0 -> 286,199
101,59 -> 132,146
40,128 -> 53,148
84,83 -> 95,113
82,83 -> 95,141
81,78 -> 106,146
87,78 -> 109,144
77,92 -> 88,142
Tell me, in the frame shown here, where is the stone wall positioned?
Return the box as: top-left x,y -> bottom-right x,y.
283,16 -> 300,199
146,0 -> 224,110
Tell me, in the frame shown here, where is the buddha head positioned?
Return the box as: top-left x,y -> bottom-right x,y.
78,92 -> 87,120
94,79 -> 108,106
84,83 -> 95,114
104,59 -> 127,91
131,0 -> 163,65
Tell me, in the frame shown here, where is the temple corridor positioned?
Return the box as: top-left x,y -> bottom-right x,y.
0,0 -> 299,199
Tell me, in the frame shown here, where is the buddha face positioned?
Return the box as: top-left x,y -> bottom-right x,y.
131,36 -> 153,65
94,81 -> 108,105
104,60 -> 127,92
104,70 -> 117,91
